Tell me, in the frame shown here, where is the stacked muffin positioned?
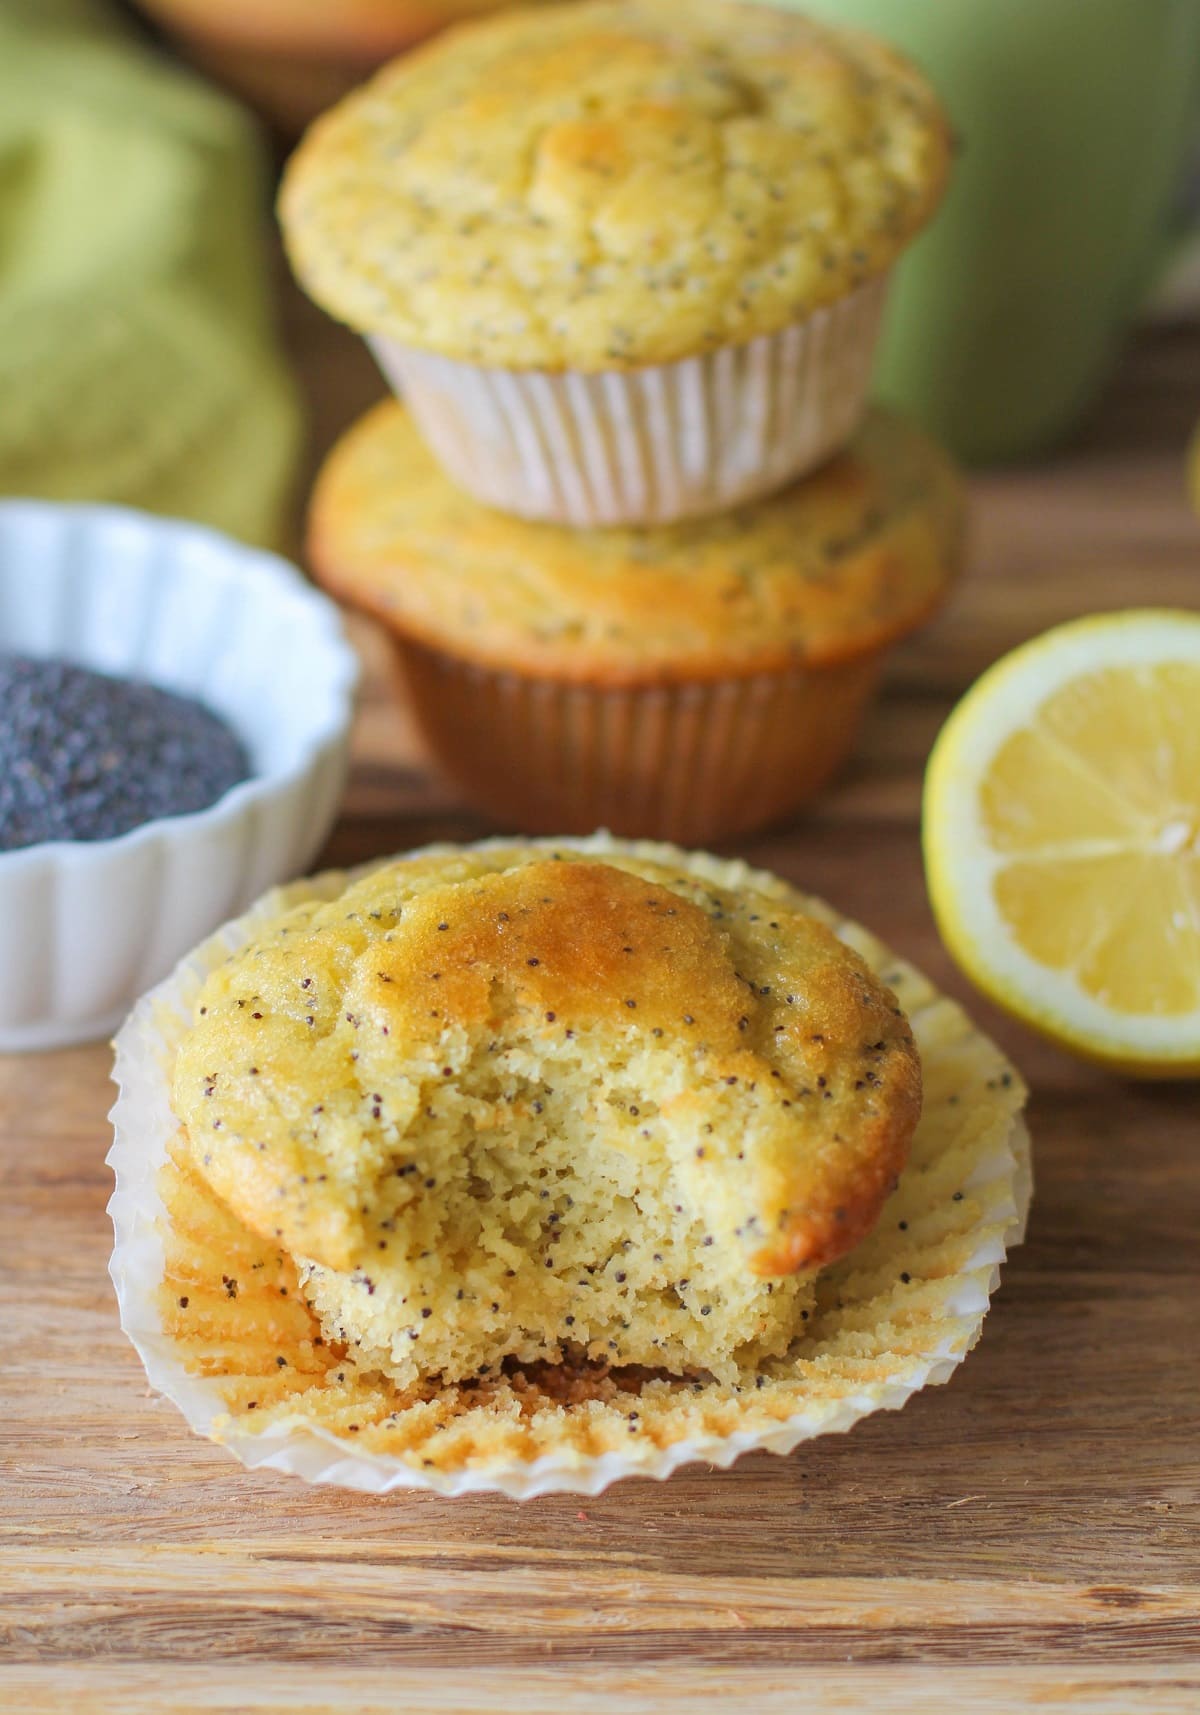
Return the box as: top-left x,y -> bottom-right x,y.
281,0 -> 958,841
132,1 -> 571,135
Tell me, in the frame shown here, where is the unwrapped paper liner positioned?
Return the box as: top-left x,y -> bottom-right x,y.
108,836 -> 1032,1500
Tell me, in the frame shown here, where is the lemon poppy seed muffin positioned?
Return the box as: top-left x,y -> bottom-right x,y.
312,399 -> 962,685
112,835 -> 1031,1494
280,0 -> 952,523
309,399 -> 963,841
172,845 -> 921,1390
133,0 -> 570,137
281,0 -> 949,369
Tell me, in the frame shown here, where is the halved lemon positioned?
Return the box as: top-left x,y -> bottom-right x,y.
924,610 -> 1200,1077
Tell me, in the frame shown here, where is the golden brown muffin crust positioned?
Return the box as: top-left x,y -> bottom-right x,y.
174,848 -> 919,1293
139,0 -> 564,55
280,0 -> 951,370
308,399 -> 963,685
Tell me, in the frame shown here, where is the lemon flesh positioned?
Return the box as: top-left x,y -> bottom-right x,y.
924,610 -> 1200,1075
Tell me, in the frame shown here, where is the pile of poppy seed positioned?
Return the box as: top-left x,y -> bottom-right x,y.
0,652 -> 250,851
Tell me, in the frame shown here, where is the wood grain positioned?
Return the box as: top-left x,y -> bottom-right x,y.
2,275 -> 1199,1711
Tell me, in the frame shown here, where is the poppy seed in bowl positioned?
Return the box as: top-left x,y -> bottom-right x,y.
0,653 -> 251,852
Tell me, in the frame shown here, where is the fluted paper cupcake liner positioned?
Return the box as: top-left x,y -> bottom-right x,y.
108,836 -> 1031,1501
369,277 -> 889,527
394,639 -> 883,844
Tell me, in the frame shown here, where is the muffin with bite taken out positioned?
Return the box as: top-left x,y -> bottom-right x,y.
109,834 -> 1031,1494
171,842 -> 921,1390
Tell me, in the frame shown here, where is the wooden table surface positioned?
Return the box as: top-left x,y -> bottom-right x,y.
3,285 -> 1199,1713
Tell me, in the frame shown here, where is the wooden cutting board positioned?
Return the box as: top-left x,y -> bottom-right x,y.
2,287 -> 1198,1714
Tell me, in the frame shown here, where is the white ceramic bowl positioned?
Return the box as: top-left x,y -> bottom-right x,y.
0,501 -> 359,1051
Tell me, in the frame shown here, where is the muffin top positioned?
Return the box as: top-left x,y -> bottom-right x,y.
172,843 -> 921,1386
309,400 -> 963,685
280,0 -> 951,370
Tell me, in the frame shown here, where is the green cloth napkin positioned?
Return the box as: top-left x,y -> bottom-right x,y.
0,0 -> 301,549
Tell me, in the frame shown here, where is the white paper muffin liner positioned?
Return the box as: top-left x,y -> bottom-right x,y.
0,502 -> 358,1050
368,277 -> 890,527
108,835 -> 1031,1500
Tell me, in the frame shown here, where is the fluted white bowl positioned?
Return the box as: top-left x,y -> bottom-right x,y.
0,502 -> 358,1051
